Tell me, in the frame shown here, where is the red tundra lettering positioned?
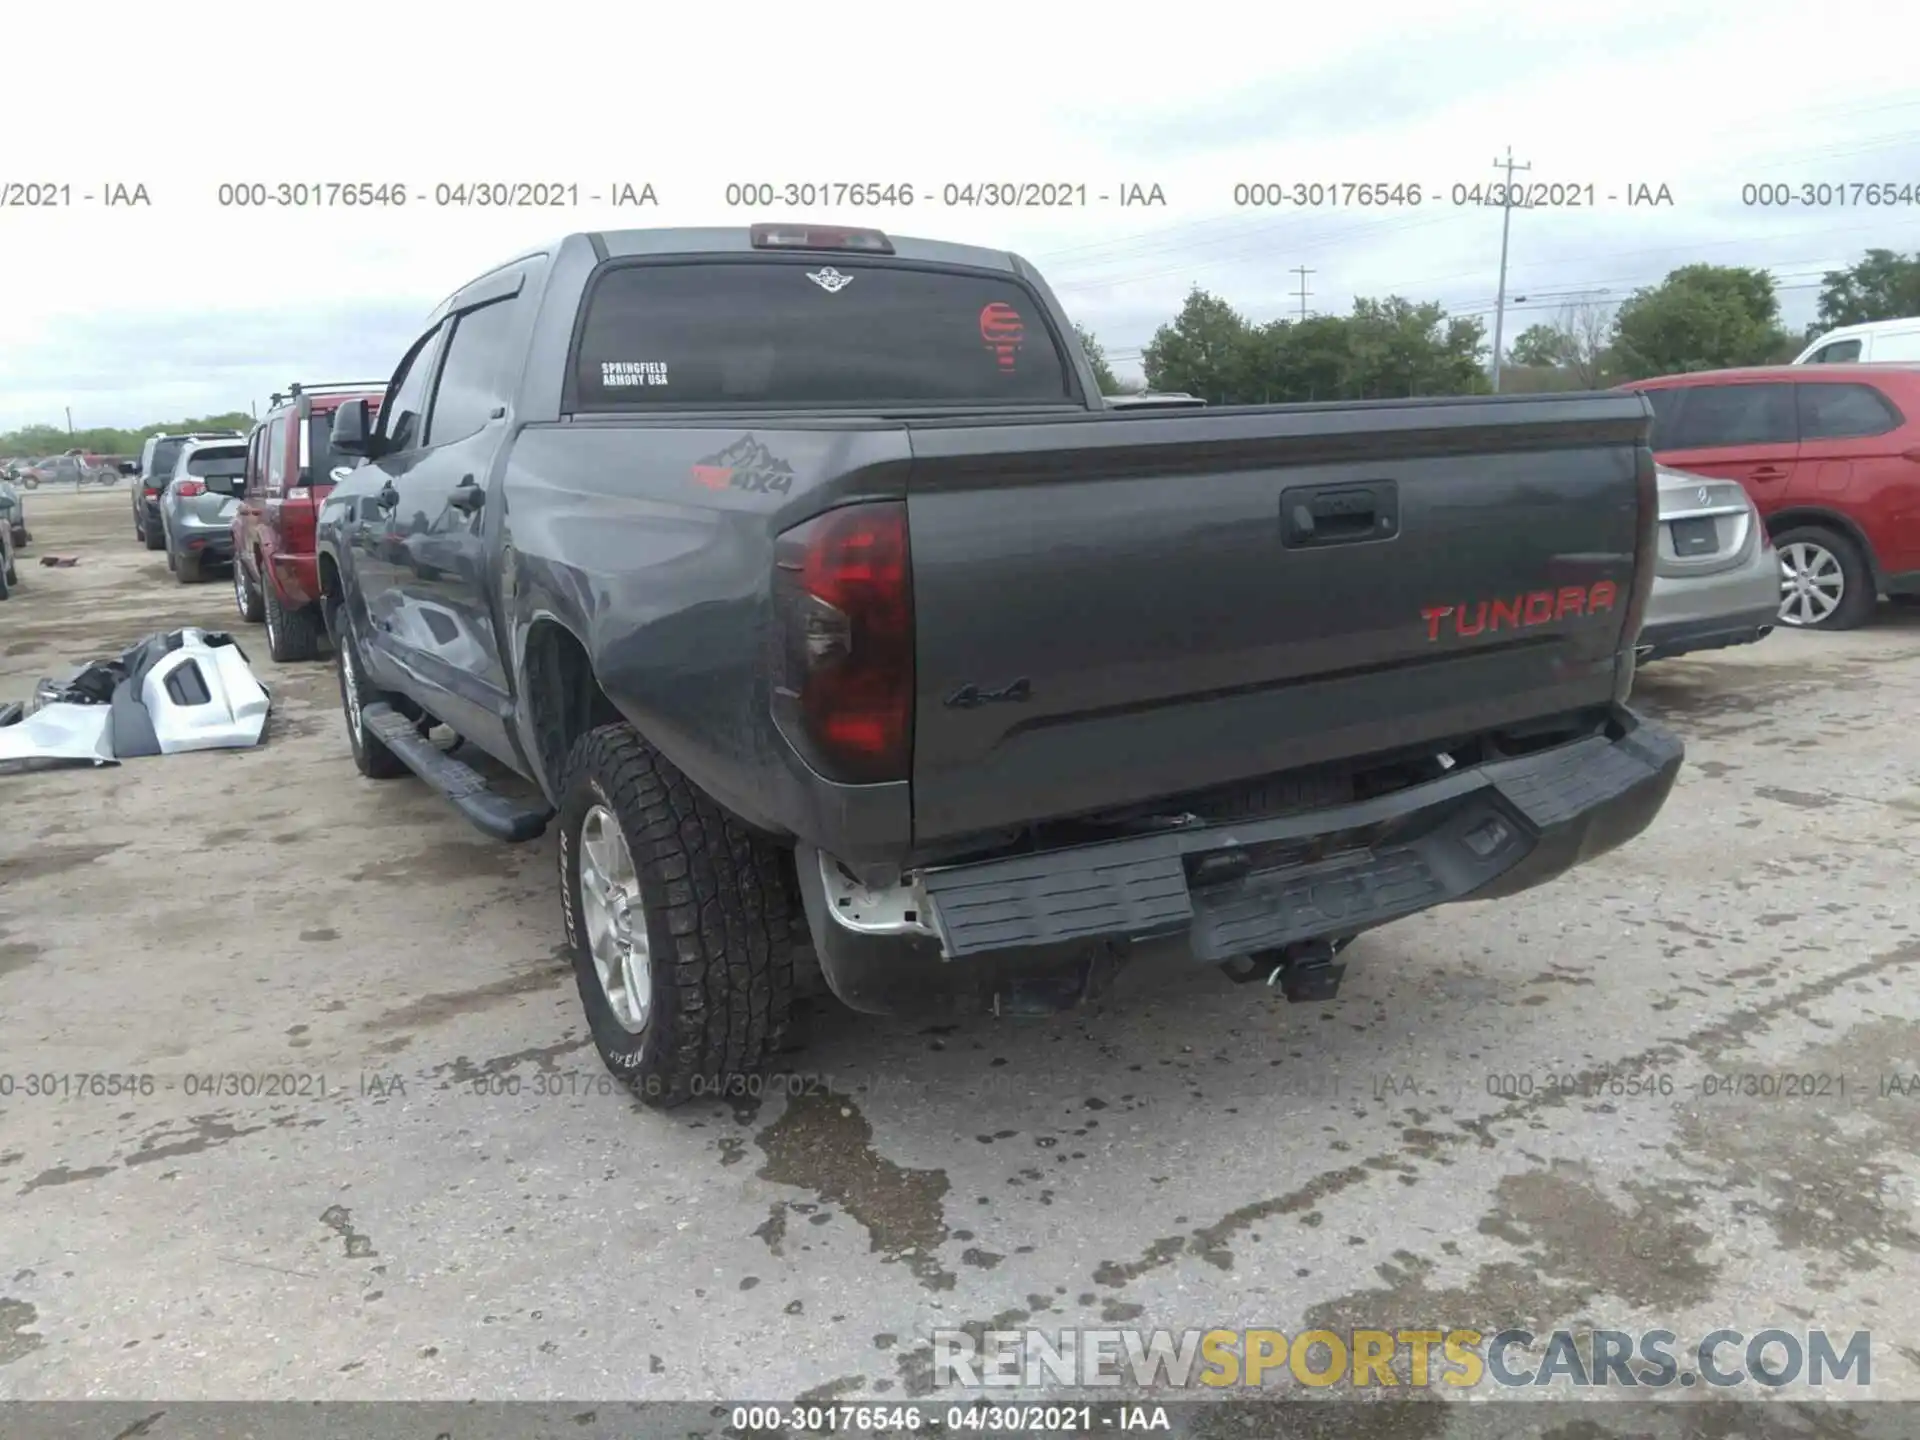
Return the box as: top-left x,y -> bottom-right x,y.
1423,581 -> 1619,642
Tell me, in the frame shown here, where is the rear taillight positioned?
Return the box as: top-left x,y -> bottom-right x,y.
143,486 -> 160,499
175,480 -> 206,498
772,502 -> 913,784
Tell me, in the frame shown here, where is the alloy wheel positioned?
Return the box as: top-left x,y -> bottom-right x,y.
578,805 -> 650,1033
1778,541 -> 1844,627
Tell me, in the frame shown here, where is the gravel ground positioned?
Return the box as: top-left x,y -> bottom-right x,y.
3,487 -> 1919,1431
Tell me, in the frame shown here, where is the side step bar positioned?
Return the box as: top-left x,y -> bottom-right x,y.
360,702 -> 551,843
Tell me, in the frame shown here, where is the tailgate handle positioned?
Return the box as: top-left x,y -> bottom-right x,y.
1280,482 -> 1398,548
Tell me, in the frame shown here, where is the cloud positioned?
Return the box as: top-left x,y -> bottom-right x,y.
3,0 -> 1916,423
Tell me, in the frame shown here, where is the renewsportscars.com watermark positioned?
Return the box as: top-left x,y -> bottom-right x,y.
932,1327 -> 1873,1391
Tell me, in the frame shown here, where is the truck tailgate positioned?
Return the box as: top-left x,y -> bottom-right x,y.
905,394 -> 1654,845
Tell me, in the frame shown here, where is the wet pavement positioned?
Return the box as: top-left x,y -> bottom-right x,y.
3,489 -> 1920,1425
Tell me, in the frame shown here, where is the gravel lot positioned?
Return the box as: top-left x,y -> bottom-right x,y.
4,487 -> 1920,1421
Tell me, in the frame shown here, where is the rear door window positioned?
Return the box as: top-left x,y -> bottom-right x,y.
1662,384 -> 1797,449
572,261 -> 1075,409
267,417 -> 288,491
1797,382 -> 1901,440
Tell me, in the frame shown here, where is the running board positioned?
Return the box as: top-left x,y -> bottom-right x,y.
360,702 -> 551,843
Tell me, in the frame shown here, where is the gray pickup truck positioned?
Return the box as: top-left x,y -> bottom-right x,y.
316,223 -> 1683,1107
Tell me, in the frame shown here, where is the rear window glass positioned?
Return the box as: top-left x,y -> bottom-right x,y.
572,261 -> 1075,409
185,446 -> 247,478
151,440 -> 188,476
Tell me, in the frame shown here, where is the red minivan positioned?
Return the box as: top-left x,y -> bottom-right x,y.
1619,364 -> 1920,630
232,383 -> 384,660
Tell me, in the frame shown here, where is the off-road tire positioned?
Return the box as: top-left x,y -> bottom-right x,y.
1774,524 -> 1876,632
557,724 -> 801,1109
332,604 -> 409,779
144,518 -> 165,550
234,556 -> 265,623
264,576 -> 322,661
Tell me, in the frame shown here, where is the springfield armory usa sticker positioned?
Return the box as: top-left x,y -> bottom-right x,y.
602,361 -> 669,388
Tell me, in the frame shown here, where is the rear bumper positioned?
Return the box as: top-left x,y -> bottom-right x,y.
1637,548 -> 1779,661
175,526 -> 233,562
802,705 -> 1683,1016
1637,605 -> 1778,663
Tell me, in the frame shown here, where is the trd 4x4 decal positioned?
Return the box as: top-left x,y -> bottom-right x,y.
691,436 -> 797,495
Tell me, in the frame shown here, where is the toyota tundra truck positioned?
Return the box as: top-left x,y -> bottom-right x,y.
315,223 -> 1683,1108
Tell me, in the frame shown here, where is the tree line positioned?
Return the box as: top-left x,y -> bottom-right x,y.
0,411 -> 253,461
6,248 -> 1915,445
1074,246 -> 1920,403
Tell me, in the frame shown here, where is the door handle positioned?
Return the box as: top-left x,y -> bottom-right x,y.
449,477 -> 484,514
1748,466 -> 1788,481
1280,481 -> 1399,548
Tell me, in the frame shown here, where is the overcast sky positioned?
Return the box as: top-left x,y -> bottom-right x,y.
5,0 -> 1918,433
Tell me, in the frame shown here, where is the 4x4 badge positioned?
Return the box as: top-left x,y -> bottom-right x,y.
692,436 -> 796,495
806,267 -> 854,294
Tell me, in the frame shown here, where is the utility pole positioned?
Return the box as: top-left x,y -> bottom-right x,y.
64,406 -> 74,437
1290,266 -> 1314,322
1488,146 -> 1531,394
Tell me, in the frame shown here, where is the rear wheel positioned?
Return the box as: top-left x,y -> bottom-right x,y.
173,533 -> 203,584
144,514 -> 165,550
1775,525 -> 1876,631
557,724 -> 800,1109
233,557 -> 265,623
0,557 -> 10,601
263,576 -> 322,661
333,605 -> 408,779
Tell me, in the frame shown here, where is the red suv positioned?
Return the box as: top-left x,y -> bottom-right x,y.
1619,364 -> 1920,630
232,383 -> 384,660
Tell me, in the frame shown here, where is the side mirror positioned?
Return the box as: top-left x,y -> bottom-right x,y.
331,400 -> 377,457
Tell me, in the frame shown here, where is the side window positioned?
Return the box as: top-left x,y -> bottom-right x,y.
266,417 -> 288,492
1664,384 -> 1796,449
246,427 -> 265,496
1797,382 -> 1901,441
425,298 -> 520,447
1639,388 -> 1684,450
1809,339 -> 1863,364
380,323 -> 448,454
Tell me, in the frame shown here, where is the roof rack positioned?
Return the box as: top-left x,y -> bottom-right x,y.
288,381 -> 386,397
